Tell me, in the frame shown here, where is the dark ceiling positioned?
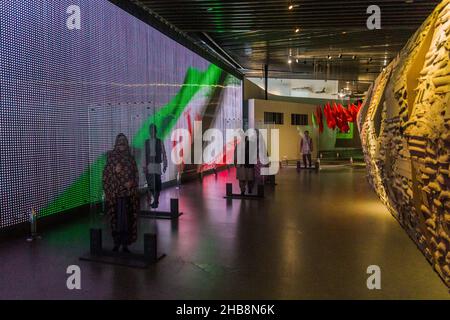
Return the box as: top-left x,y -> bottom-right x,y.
130,0 -> 440,81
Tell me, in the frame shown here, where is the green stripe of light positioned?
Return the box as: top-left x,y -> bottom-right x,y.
41,64 -> 223,216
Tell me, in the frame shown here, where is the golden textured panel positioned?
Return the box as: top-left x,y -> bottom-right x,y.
359,0 -> 450,287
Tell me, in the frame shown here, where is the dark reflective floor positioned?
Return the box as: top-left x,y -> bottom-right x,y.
0,166 -> 449,299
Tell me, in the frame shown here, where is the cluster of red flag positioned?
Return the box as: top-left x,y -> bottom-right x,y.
317,102 -> 362,133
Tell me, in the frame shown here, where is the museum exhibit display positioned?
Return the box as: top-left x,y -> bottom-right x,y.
359,0 -> 450,287
1,0 -> 450,303
0,0 -> 243,231
322,102 -> 362,133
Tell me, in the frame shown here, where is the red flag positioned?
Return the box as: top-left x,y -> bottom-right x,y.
315,105 -> 324,133
324,103 -> 336,129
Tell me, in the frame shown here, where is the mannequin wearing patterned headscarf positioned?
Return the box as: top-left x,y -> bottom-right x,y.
102,134 -> 139,252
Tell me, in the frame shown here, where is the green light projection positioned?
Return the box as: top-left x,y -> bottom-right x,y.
336,123 -> 355,140
41,64 -> 223,217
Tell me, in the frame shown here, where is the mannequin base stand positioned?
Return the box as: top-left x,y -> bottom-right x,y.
26,234 -> 42,242
140,198 -> 183,220
224,183 -> 265,200
263,175 -> 277,186
297,161 -> 320,173
80,229 -> 165,269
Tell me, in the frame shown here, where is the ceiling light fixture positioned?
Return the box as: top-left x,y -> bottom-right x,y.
295,28 -> 300,33
288,5 -> 294,10
288,59 -> 292,64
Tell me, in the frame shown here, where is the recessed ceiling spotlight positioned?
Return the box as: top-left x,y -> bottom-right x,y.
296,59 -> 299,63
328,55 -> 332,60
342,31 -> 347,35
338,54 -> 343,59
352,55 -> 356,60
288,5 -> 294,10
288,59 -> 292,64
295,28 -> 300,33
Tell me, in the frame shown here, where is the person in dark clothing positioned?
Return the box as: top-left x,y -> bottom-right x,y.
102,133 -> 139,253
144,124 -> 168,209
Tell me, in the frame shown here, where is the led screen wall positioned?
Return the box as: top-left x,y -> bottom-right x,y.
0,1 -> 243,229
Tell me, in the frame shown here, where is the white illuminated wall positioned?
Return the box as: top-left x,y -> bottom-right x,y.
0,1 -> 242,229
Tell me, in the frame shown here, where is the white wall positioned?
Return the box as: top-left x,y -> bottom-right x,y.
248,99 -> 319,161
248,78 -> 339,100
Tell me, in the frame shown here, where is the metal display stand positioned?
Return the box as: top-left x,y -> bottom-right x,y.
263,174 -> 277,186
224,183 -> 265,200
26,208 -> 42,242
140,198 -> 183,220
297,160 -> 320,172
80,229 -> 165,269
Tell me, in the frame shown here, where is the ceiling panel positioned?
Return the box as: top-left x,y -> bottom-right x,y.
130,0 -> 440,81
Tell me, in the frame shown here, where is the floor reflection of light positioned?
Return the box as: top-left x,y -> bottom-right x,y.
153,168 -> 242,269
348,199 -> 392,219
200,168 -> 243,223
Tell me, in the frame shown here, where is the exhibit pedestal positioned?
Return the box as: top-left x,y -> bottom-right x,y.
297,161 -> 320,172
224,183 -> 265,200
26,208 -> 42,242
80,229 -> 165,269
140,198 -> 183,220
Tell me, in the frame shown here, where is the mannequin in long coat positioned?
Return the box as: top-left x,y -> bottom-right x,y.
102,134 -> 139,252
